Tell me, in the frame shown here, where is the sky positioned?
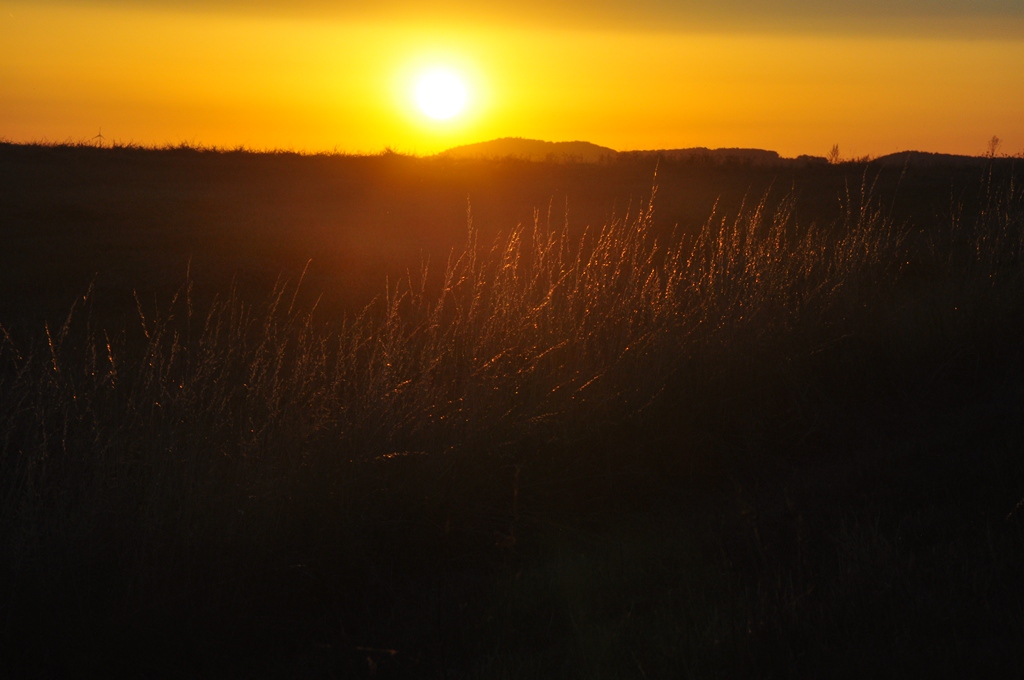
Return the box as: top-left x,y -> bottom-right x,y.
1,0 -> 1022,157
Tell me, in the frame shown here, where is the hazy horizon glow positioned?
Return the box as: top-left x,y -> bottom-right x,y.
2,1 -> 1022,157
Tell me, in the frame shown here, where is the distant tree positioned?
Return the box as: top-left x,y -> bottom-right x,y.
827,144 -> 841,165
987,135 -> 1001,158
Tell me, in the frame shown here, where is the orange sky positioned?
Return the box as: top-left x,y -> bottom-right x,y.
1,1 -> 1022,157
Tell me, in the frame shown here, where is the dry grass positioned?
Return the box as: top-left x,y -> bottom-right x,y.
1,165 -> 1023,674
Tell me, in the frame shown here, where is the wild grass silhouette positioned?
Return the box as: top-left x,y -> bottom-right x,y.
1,149 -> 1023,676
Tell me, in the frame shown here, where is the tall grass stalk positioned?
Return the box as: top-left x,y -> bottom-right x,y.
1,175 -> 1022,633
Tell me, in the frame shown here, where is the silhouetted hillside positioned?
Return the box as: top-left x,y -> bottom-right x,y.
436,137 -> 617,162
621,146 -> 829,167
873,150 -> 1003,168
439,138 -> 830,166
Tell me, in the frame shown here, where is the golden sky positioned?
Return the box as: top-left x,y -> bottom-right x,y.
2,1 -> 1022,157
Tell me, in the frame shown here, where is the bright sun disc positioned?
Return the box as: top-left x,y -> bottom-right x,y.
415,70 -> 467,120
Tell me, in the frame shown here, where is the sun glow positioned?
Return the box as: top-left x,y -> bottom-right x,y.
415,70 -> 468,120
3,4 -> 1022,155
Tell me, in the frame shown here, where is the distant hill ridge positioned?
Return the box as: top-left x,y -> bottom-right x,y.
437,137 -> 828,166
437,138 -> 617,163
438,138 -> 1012,168
870,150 -> 1008,168
619,147 -> 828,167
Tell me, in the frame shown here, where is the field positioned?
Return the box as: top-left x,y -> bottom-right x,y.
1,142 -> 1024,677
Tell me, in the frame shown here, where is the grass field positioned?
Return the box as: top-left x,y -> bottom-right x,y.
1,142 -> 1023,677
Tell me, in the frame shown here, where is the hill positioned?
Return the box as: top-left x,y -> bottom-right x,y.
439,137 -> 829,166
873,150 -> 1003,168
436,137 -> 618,162
621,146 -> 829,167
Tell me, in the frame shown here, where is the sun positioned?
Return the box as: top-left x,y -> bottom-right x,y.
415,70 -> 467,120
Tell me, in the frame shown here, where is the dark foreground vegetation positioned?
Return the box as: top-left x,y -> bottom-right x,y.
1,143 -> 1024,677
